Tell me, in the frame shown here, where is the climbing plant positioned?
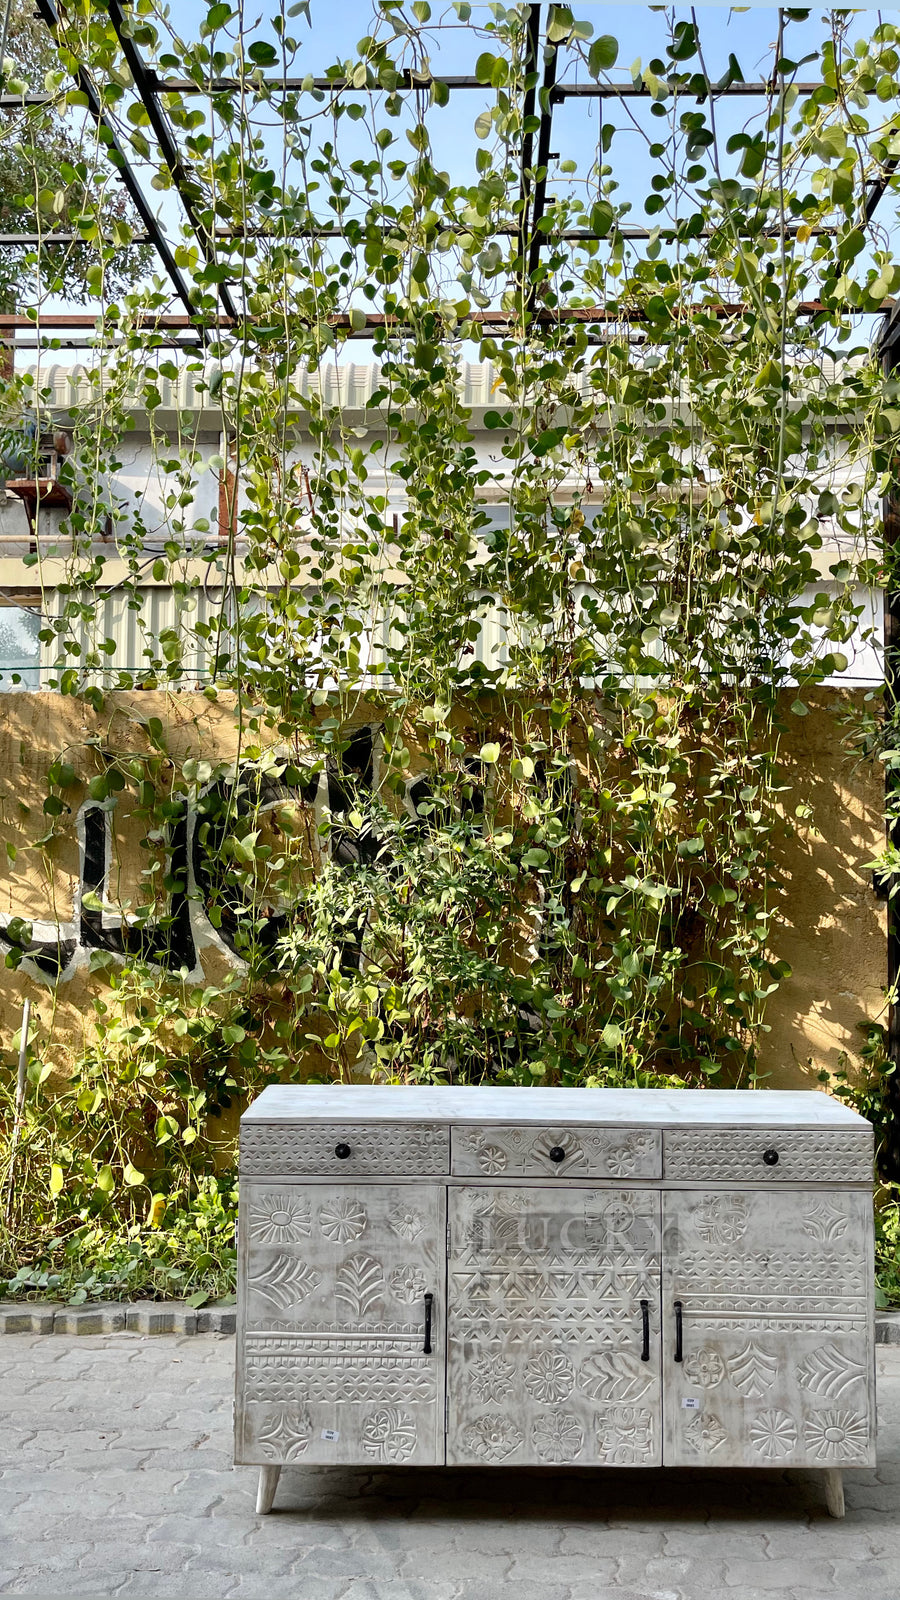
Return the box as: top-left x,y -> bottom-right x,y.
1,2 -> 900,1294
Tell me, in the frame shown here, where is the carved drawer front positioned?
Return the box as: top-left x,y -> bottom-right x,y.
236,1181 -> 445,1466
239,1122 -> 449,1178
451,1125 -> 661,1180
447,1185 -> 663,1467
662,1188 -> 874,1469
664,1128 -> 872,1185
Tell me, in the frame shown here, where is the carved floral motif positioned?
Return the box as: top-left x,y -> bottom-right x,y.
257,1407 -> 312,1461
249,1193 -> 311,1244
682,1348 -> 725,1389
749,1409 -> 798,1461
469,1353 -> 516,1405
531,1412 -> 585,1463
801,1201 -> 850,1244
596,1406 -> 655,1465
318,1199 -> 367,1243
472,1141 -> 508,1175
523,1351 -> 575,1404
683,1412 -> 728,1455
804,1409 -> 869,1463
531,1130 -> 587,1170
389,1264 -> 428,1304
361,1406 -> 417,1462
605,1134 -> 657,1178
693,1195 -> 748,1246
461,1414 -> 523,1462
388,1208 -> 425,1242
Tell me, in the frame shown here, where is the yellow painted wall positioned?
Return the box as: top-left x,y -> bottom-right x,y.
0,689 -> 887,1089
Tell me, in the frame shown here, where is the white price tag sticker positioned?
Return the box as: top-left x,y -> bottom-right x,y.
320,1428 -> 340,1442
682,1397 -> 701,1410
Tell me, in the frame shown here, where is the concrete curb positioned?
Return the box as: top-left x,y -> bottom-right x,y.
0,1300 -> 897,1340
877,1310 -> 900,1344
0,1299 -> 236,1334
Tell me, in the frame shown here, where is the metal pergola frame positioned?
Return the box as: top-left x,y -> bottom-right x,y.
3,1 -> 895,340
5,0 -> 900,1149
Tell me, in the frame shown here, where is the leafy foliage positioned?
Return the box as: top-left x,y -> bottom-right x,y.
0,2 -> 898,1292
0,0 -> 151,309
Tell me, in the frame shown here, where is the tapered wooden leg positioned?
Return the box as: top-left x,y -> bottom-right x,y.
256,1464 -> 281,1514
824,1468 -> 845,1519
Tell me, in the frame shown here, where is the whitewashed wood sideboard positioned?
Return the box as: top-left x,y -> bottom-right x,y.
235,1086 -> 874,1517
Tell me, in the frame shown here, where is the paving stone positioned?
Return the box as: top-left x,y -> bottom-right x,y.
0,1334 -> 898,1597
0,1302 -> 58,1334
124,1302 -> 199,1336
53,1304 -> 128,1335
722,1555 -> 841,1589
194,1305 -> 236,1334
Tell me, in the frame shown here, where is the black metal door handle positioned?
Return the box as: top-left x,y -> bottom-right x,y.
423,1292 -> 433,1355
640,1299 -> 650,1362
674,1299 -> 683,1363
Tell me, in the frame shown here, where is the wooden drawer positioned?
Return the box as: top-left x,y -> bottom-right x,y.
664,1127 -> 873,1184
451,1124 -> 661,1179
239,1122 -> 449,1178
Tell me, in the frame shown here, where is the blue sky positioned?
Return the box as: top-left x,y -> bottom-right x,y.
30,5 -> 900,335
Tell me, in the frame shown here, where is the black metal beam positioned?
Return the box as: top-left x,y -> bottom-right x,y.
0,223 -> 838,247
32,0 -> 197,323
527,19 -> 558,294
516,2 -> 541,273
882,337 -> 900,1180
106,0 -> 240,326
865,149 -> 900,228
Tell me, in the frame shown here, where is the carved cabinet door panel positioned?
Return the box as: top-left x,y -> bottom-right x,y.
662,1188 -> 874,1469
446,1185 -> 662,1467
236,1182 -> 445,1466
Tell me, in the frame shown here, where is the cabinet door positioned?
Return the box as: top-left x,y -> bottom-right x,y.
447,1185 -> 662,1466
662,1188 -> 874,1468
236,1182 -> 445,1466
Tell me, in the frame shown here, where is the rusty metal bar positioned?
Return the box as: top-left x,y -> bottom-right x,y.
152,73 -> 823,99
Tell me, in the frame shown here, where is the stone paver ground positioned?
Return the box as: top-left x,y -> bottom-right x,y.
1,1337 -> 900,1600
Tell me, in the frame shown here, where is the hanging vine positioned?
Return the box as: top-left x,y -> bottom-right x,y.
0,1 -> 898,1296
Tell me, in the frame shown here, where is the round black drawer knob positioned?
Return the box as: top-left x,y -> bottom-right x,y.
547,1146 -> 567,1163
763,1148 -> 779,1166
334,1142 -> 352,1160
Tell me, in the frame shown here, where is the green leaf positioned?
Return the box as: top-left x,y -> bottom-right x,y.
96,1165 -> 115,1193
247,39 -> 278,65
123,1163 -> 146,1187
521,848 -> 549,868
601,1022 -> 623,1049
474,110 -> 492,140
479,742 -> 501,764
547,5 -> 574,43
588,35 -> 618,74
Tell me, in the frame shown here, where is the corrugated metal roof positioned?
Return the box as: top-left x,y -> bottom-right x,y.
18,354 -> 867,415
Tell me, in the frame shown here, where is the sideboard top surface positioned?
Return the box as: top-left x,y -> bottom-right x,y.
241,1084 -> 870,1130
